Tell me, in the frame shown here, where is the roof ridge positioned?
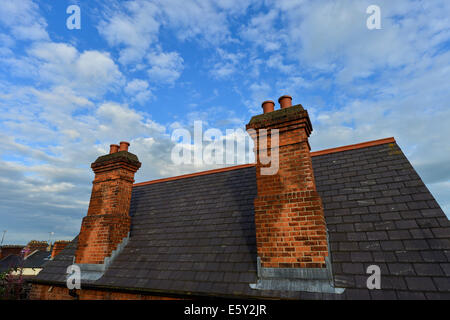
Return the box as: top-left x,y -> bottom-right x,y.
309,137 -> 395,157
133,137 -> 396,187
133,163 -> 255,187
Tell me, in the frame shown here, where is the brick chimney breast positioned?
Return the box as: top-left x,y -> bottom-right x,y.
246,98 -> 329,269
75,143 -> 141,264
51,240 -> 70,259
25,241 -> 49,257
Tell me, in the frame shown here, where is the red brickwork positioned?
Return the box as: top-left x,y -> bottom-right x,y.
246,103 -> 328,269
29,284 -> 178,300
25,241 -> 49,257
0,245 -> 24,259
51,241 -> 70,259
74,149 -> 141,264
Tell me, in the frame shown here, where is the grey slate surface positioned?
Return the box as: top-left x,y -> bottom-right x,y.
0,250 -> 51,272
0,254 -> 21,272
32,141 -> 450,299
23,251 -> 51,268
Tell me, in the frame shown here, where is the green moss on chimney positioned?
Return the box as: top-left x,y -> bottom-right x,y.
93,151 -> 140,165
247,104 -> 306,126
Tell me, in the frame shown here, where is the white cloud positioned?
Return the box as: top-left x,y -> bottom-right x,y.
155,0 -> 231,44
210,48 -> 245,79
240,9 -> 284,52
97,0 -> 160,65
28,42 -> 123,98
0,0 -> 48,41
215,0 -> 258,15
263,0 -> 450,83
125,79 -> 153,105
97,0 -> 256,65
0,84 -> 174,244
32,86 -> 94,112
266,54 -> 294,74
275,76 -> 311,94
146,50 -> 184,84
245,82 -> 273,114
96,102 -> 165,140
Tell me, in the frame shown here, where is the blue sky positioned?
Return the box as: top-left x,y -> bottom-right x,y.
0,0 -> 449,244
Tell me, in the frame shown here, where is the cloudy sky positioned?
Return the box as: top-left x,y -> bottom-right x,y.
0,0 -> 449,244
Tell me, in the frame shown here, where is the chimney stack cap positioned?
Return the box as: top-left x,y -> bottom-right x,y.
261,100 -> 275,114
119,141 -> 130,152
278,95 -> 292,108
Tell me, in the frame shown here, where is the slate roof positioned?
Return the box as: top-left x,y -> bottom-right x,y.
31,140 -> 450,299
0,250 -> 51,273
0,254 -> 21,273
23,251 -> 52,269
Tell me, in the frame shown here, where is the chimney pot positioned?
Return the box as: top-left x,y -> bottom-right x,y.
278,95 -> 292,109
109,144 -> 119,154
261,100 -> 275,114
119,141 -> 130,152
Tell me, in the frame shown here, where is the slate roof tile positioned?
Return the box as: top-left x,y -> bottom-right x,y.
397,291 -> 426,300
395,251 -> 423,263
370,290 -> 398,300
413,263 -> 445,276
404,240 -> 430,251
424,292 -> 450,300
433,277 -> 450,291
344,289 -> 371,300
409,228 -> 434,239
427,239 -> 450,250
421,251 -> 447,263
388,263 -> 415,276
405,277 -> 437,291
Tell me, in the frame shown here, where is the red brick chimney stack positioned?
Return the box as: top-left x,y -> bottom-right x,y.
51,240 -> 70,259
25,241 -> 49,257
246,95 -> 329,269
75,141 -> 141,264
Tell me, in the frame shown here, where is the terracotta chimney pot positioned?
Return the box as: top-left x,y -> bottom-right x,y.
110,144 -> 119,154
261,100 -> 275,114
119,141 -> 130,152
278,95 -> 292,109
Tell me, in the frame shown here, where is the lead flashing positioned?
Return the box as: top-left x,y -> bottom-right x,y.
250,256 -> 345,294
71,233 -> 130,282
